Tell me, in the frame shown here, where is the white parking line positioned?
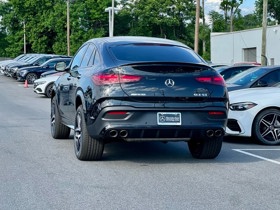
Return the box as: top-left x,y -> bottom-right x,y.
233,149 -> 280,165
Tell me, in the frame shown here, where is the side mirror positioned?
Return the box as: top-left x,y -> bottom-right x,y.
55,62 -> 67,71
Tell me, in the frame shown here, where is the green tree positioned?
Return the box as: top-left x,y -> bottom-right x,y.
256,0 -> 280,24
0,0 -> 111,56
209,10 -> 227,32
0,1 -> 10,56
234,13 -> 262,31
117,0 -> 196,48
69,0 -> 110,54
220,0 -> 243,31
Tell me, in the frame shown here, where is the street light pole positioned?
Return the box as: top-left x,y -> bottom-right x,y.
105,2 -> 119,37
111,0 -> 115,37
261,0 -> 268,66
105,8 -> 112,37
66,0 -> 70,56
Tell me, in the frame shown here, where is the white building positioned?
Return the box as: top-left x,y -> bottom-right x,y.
210,25 -> 280,65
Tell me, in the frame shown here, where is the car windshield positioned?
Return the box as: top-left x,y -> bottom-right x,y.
109,44 -> 205,63
226,67 -> 267,85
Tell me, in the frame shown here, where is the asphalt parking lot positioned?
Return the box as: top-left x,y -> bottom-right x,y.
1,74 -> 280,210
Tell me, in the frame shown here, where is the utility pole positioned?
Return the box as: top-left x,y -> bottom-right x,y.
66,0 -> 70,56
202,0 -> 205,55
194,0 -> 200,53
23,22 -> 26,54
261,0 -> 268,66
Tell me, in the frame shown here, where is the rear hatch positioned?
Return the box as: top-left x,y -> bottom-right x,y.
117,63 -> 226,101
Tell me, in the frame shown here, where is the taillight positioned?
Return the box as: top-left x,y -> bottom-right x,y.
107,111 -> 128,115
196,75 -> 225,86
92,73 -> 141,85
208,111 -> 225,115
103,111 -> 131,120
208,111 -> 226,119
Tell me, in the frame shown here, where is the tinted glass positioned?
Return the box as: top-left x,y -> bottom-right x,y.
109,44 -> 204,63
257,70 -> 280,86
93,51 -> 101,65
227,67 -> 267,85
71,44 -> 89,70
81,44 -> 95,67
46,61 -> 57,67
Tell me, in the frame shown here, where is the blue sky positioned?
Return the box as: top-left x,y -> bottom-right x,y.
205,0 -> 256,15
205,0 -> 256,23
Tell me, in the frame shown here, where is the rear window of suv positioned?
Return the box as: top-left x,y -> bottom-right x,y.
109,44 -> 205,63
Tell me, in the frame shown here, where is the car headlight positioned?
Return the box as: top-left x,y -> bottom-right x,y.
34,81 -> 47,85
19,70 -> 28,76
11,67 -> 19,72
229,102 -> 257,111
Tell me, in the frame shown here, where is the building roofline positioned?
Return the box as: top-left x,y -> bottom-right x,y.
211,24 -> 280,37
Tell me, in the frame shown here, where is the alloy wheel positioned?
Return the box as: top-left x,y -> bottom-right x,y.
258,113 -> 280,143
74,112 -> 82,152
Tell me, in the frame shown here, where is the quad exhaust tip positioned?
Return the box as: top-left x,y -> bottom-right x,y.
108,129 -> 128,138
109,130 -> 118,138
206,129 -> 223,137
119,130 -> 128,138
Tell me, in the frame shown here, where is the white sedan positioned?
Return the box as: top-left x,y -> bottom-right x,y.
226,87 -> 280,145
33,73 -> 62,98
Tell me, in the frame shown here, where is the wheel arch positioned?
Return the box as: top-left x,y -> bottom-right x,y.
76,89 -> 86,111
45,82 -> 54,93
251,106 -> 280,134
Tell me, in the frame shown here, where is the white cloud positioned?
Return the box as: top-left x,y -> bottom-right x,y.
206,0 -> 222,3
205,0 -> 222,15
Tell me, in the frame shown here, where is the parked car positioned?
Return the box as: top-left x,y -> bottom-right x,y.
17,57 -> 71,84
226,87 -> 280,145
7,54 -> 69,78
5,54 -> 43,77
234,61 -> 261,66
217,64 -> 256,81
33,73 -> 64,98
226,65 -> 280,91
51,36 -> 229,161
1,53 -> 38,76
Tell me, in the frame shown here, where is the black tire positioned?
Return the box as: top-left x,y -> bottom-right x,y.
252,109 -> 280,145
26,73 -> 38,84
45,83 -> 53,98
51,97 -> 71,139
74,105 -> 104,161
188,137 -> 223,159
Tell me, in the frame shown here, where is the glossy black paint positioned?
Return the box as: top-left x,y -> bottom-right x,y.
52,36 -> 229,142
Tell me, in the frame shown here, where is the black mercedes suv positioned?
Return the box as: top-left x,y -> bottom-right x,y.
51,36 -> 229,161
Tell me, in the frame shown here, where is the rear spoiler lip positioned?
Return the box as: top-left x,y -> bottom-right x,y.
119,62 -> 211,69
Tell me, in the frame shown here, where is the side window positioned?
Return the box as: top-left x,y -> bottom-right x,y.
46,61 -> 56,67
94,51 -> 101,65
71,44 -> 89,70
88,45 -> 100,66
81,44 -> 95,67
37,57 -> 48,65
260,71 -> 280,86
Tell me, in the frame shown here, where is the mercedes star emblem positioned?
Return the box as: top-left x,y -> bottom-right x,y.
165,79 -> 175,87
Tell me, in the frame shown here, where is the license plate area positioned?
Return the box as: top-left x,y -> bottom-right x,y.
157,112 -> 181,125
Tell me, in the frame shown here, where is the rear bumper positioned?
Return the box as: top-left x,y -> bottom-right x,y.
86,106 -> 228,142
